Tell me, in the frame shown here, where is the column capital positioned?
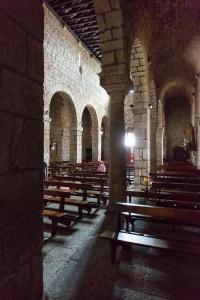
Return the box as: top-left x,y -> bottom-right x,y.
77,125 -> 83,132
100,72 -> 133,100
43,116 -> 51,123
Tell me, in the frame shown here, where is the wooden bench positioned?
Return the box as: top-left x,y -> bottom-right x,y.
44,186 -> 101,209
151,182 -> 200,192
100,230 -> 200,264
100,203 -> 200,263
126,190 -> 200,209
42,209 -> 76,237
54,175 -> 108,198
150,175 -> 200,184
44,195 -> 91,219
150,171 -> 200,179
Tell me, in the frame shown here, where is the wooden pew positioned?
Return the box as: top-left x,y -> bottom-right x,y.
46,179 -> 102,206
70,170 -> 108,177
54,175 -> 108,194
42,209 -> 76,237
150,176 -> 200,184
44,195 -> 91,219
150,171 -> 200,179
44,179 -> 93,198
126,190 -> 200,208
100,203 -> 200,263
44,186 -> 100,212
151,182 -> 200,192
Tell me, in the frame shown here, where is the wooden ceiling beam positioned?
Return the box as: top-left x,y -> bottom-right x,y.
79,31 -> 99,38
48,0 -> 86,9
56,3 -> 92,14
70,21 -> 97,29
65,16 -> 96,24
61,7 -> 95,17
73,25 -> 98,33
82,35 -> 100,41
48,1 -> 75,10
46,0 -> 101,61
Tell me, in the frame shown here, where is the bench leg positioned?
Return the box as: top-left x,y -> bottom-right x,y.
110,241 -> 117,264
125,216 -> 129,232
97,196 -> 101,208
131,218 -> 136,231
78,207 -> 83,219
83,204 -> 92,215
125,216 -> 135,232
51,218 -> 58,237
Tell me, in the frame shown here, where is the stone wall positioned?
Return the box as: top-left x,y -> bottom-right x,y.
44,5 -> 109,164
49,92 -> 77,163
0,1 -> 43,299
49,93 -> 71,162
165,97 -> 191,160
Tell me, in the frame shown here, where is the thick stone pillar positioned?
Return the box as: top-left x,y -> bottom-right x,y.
150,104 -> 158,172
70,126 -> 78,163
133,101 -> 150,185
98,128 -> 103,161
104,131 -> 109,161
156,126 -> 164,166
92,125 -> 99,162
0,1 -> 44,299
44,116 -> 51,164
109,91 -> 126,202
76,125 -> 83,163
195,77 -> 200,168
101,89 -> 126,231
190,98 -> 196,165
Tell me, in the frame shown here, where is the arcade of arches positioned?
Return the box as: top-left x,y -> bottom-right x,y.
1,0 -> 200,299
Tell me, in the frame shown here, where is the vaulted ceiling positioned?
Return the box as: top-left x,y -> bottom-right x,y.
127,0 -> 200,98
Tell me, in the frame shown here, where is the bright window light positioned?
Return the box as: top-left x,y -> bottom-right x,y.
125,132 -> 135,147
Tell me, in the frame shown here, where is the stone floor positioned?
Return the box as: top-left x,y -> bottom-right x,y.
43,204 -> 200,300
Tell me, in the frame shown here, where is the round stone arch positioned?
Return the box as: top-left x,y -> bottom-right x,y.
81,105 -> 99,162
129,37 -> 150,184
44,82 -> 77,115
48,91 -> 78,163
101,115 -> 109,161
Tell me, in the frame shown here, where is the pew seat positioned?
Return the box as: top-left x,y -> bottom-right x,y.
100,230 -> 200,264
100,203 -> 200,263
44,196 -> 91,218
42,209 -> 76,237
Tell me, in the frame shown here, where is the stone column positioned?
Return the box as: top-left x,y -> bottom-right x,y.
190,98 -> 196,165
0,2 -> 44,299
98,128 -> 103,161
76,125 -> 83,163
156,126 -> 164,166
70,126 -> 78,163
109,91 -> 126,203
150,104 -> 158,172
44,116 -> 51,164
104,131 -> 109,161
92,125 -> 99,162
101,89 -> 126,231
195,77 -> 200,168
133,101 -> 150,185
